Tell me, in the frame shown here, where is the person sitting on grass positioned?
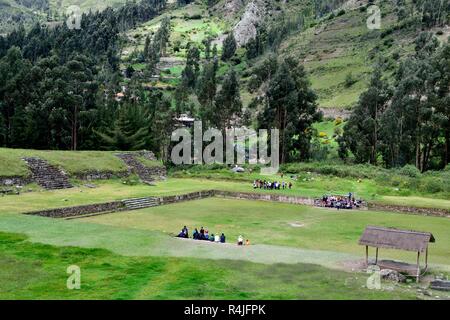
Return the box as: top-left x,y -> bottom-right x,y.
177,230 -> 185,238
193,228 -> 199,240
215,234 -> 220,242
209,233 -> 215,241
237,235 -> 244,246
245,239 -> 250,246
182,226 -> 188,238
204,229 -> 209,240
220,233 -> 226,243
200,226 -> 205,238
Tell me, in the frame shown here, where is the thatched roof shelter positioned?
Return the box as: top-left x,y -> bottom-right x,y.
358,226 -> 435,282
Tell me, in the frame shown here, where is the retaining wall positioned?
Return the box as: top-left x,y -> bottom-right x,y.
25,201 -> 125,218
23,190 -> 449,219
368,203 -> 449,217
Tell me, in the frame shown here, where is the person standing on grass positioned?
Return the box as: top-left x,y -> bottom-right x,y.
288,182 -> 292,189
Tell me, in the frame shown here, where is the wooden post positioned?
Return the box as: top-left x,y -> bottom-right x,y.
416,251 -> 421,283
365,245 -> 369,266
375,247 -> 379,264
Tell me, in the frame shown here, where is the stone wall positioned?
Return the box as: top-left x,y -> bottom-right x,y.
0,176 -> 32,186
25,201 -> 125,218
368,203 -> 450,218
21,189 -> 448,219
73,170 -> 129,181
157,190 -> 314,206
214,190 -> 314,205
158,190 -> 215,205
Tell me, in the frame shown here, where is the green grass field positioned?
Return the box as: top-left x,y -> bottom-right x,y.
0,175 -> 449,299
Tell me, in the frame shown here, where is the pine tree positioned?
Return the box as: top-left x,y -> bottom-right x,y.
213,68 -> 242,129
221,32 -> 237,61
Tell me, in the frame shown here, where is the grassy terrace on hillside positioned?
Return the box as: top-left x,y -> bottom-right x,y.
279,1 -> 413,108
0,148 -> 128,177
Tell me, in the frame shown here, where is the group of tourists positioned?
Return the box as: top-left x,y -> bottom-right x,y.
176,226 -> 251,246
252,179 -> 292,190
177,226 -> 226,243
319,193 -> 362,210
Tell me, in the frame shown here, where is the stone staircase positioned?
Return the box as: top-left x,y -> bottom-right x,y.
116,153 -> 160,184
122,197 -> 160,210
22,157 -> 73,190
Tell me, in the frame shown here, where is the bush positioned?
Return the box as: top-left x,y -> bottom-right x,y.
344,72 -> 357,87
398,164 -> 421,178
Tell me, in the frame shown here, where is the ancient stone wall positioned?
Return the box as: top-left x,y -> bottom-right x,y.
0,176 -> 32,186
25,201 -> 125,218
368,203 -> 449,217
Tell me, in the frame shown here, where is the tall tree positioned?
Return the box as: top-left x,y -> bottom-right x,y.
213,68 -> 242,130
221,32 -> 237,61
339,65 -> 391,164
258,58 -> 319,163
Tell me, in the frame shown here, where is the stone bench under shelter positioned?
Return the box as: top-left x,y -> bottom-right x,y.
359,226 -> 435,283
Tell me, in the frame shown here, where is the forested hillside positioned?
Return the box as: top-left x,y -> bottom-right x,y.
0,0 -> 449,171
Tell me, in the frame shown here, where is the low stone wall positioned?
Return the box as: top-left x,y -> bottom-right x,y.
156,190 -> 314,206
158,190 -> 215,204
0,176 -> 33,186
214,190 -> 314,205
25,201 -> 125,218
73,170 -> 129,181
368,203 -> 450,218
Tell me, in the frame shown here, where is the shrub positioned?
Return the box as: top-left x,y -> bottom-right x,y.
398,164 -> 421,178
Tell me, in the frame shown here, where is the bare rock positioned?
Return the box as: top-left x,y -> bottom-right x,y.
233,0 -> 266,47
380,269 -> 406,283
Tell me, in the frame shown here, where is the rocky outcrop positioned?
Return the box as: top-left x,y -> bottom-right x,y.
22,157 -> 72,190
380,269 -> 406,283
319,107 -> 352,120
233,0 -> 267,46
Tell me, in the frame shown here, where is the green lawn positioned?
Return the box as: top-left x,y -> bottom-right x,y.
0,231 -> 418,299
1,177 -> 448,216
1,178 -> 449,299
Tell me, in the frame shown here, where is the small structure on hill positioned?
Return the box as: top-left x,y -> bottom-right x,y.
359,226 -> 435,282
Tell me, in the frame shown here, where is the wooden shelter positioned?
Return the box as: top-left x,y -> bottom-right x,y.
359,226 -> 435,282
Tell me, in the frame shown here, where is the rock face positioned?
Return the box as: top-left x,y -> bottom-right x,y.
233,0 -> 266,47
380,269 -> 407,283
22,157 -> 73,190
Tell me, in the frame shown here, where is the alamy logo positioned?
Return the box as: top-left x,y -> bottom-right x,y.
66,5 -> 82,30
367,5 -> 381,30
66,265 -> 81,290
171,121 -> 279,175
